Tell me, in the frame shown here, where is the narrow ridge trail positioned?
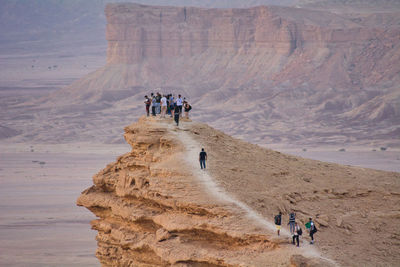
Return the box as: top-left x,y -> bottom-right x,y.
166,121 -> 338,266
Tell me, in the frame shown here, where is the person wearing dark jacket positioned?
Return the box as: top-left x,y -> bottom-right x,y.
199,148 -> 207,169
173,104 -> 180,126
274,212 -> 282,236
306,217 -> 317,244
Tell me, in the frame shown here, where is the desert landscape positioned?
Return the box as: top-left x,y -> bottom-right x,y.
0,0 -> 399,266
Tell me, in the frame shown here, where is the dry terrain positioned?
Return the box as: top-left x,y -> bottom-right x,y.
1,1 -> 400,266
78,117 -> 400,266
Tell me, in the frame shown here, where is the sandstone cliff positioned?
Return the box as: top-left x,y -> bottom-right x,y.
40,3 -> 399,147
78,117 -> 400,266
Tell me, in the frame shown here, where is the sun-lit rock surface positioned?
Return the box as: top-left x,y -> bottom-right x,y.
77,117 -> 400,266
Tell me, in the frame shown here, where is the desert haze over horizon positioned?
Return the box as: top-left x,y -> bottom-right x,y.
0,0 -> 399,266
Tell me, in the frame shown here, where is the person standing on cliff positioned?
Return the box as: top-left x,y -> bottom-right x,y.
169,94 -> 175,117
155,92 -> 161,114
199,148 -> 207,169
160,94 -> 167,118
173,104 -> 180,126
151,93 -> 156,116
144,95 -> 151,117
176,94 -> 183,116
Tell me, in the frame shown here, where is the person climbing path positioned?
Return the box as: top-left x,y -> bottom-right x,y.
292,222 -> 302,247
288,211 -> 296,235
199,148 -> 207,169
274,211 -> 282,236
306,217 -> 317,244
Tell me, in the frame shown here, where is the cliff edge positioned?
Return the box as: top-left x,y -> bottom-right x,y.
78,117 -> 400,266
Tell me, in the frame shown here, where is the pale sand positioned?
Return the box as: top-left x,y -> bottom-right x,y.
0,144 -> 129,266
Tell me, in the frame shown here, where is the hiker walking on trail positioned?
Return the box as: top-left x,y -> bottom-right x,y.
292,222 -> 302,247
173,104 -> 180,126
288,211 -> 296,235
144,95 -> 151,117
274,212 -> 282,236
199,148 -> 207,169
305,217 -> 317,244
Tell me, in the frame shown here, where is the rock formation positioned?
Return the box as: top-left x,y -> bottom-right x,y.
78,117 -> 400,266
37,3 -> 399,147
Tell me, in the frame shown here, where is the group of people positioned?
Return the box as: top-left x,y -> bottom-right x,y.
274,211 -> 318,247
144,92 -> 192,126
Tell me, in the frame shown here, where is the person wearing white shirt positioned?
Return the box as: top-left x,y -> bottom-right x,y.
176,94 -> 183,116
160,95 -> 167,118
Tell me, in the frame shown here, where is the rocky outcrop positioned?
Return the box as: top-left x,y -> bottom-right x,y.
77,117 -> 340,266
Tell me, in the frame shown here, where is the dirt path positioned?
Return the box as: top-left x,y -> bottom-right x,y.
167,121 -> 337,266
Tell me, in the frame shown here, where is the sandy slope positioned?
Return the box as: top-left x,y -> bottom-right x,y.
77,117 -> 400,266
181,119 -> 400,266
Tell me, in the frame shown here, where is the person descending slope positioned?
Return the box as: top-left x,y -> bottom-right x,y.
288,211 -> 296,235
292,222 -> 302,247
274,212 -> 282,236
305,217 -> 317,244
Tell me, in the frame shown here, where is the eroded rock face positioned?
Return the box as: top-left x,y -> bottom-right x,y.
104,3 -> 400,91
38,3 -> 399,147
77,117 -> 400,266
77,118 -> 292,266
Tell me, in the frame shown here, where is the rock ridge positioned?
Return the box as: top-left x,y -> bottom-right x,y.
77,117 -> 335,266
78,117 -> 400,266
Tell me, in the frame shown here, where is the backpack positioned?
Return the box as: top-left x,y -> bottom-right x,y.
297,227 -> 302,236
274,215 -> 281,225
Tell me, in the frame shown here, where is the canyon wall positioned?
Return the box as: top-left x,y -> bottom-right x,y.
104,3 -> 400,90
37,3 -> 399,147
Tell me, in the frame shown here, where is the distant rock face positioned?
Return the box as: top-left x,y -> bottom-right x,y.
39,3 -> 399,147
105,4 -> 298,63
104,3 -> 400,90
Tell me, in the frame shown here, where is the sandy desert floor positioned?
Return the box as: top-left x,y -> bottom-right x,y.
271,147 -> 400,173
0,144 -> 129,266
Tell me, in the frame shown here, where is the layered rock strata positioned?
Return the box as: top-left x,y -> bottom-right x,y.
77,117 -> 335,266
